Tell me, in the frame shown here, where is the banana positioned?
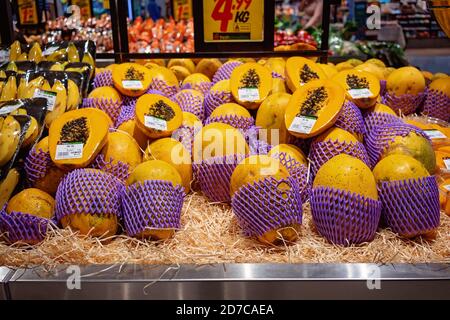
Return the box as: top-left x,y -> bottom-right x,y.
17,77 -> 28,99
41,79 -> 51,91
9,41 -> 21,61
0,82 -> 4,98
0,168 -> 20,208
44,79 -> 67,127
22,116 -> 39,148
28,42 -> 43,63
82,52 -> 95,78
49,63 -> 64,71
6,62 -> 17,72
0,116 -> 21,166
17,52 -> 28,61
22,76 -> 44,99
47,49 -> 67,62
67,42 -> 80,63
66,79 -> 81,111
0,76 -> 17,101
0,70 -> 6,78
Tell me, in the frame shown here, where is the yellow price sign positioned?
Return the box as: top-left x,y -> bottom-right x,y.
17,0 -> 38,25
173,0 -> 192,21
71,0 -> 92,20
203,0 -> 264,42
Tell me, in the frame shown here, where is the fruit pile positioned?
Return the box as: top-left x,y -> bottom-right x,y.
0,49 -> 449,252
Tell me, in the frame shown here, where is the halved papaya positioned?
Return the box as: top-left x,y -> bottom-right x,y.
285,57 -> 326,92
48,108 -> 111,169
332,69 -> 380,108
135,93 -> 183,139
112,63 -> 152,97
230,62 -> 273,109
285,79 -> 345,138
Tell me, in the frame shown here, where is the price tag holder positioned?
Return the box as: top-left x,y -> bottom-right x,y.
42,46 -> 59,56
444,184 -> 450,192
444,157 -> 450,170
55,143 -> 84,160
288,116 -> 317,134
145,116 -> 167,131
122,80 -> 143,90
33,89 -> 57,111
348,88 -> 373,99
423,129 -> 447,140
0,101 -> 23,115
238,88 -> 260,101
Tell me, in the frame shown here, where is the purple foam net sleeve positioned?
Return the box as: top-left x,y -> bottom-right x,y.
310,187 -> 382,245
204,90 -> 233,119
121,180 -> 185,237
244,126 -> 273,155
383,91 -> 426,116
287,136 -> 312,155
212,61 -> 242,84
149,78 -> 179,98
173,90 -> 205,121
82,98 -> 122,124
377,176 -> 440,237
0,208 -> 50,244
309,140 -> 370,176
181,82 -> 212,96
380,80 -> 387,97
193,154 -> 246,203
422,88 -> 450,122
90,154 -> 131,183
271,71 -> 285,80
24,147 -> 51,186
115,104 -> 136,127
335,101 -> 365,139
93,70 -> 113,89
363,111 -> 402,139
364,122 -> 430,168
231,176 -> 303,237
55,169 -> 124,221
204,115 -> 254,131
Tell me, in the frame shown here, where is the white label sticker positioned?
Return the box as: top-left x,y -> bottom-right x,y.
33,89 -> 57,111
0,50 -> 9,63
55,143 -> 84,160
0,102 -> 22,115
122,80 -> 143,89
42,46 -> 59,56
424,129 -> 447,140
238,88 -> 260,102
444,184 -> 450,192
348,88 -> 373,99
444,158 -> 450,170
288,116 -> 318,134
144,115 -> 167,131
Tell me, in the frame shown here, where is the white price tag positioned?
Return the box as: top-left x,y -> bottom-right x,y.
42,46 -> 59,56
144,115 -> 167,131
55,143 -> 84,160
348,88 -> 373,99
0,102 -> 22,115
0,50 -> 9,63
33,89 -> 57,111
444,157 -> 450,170
288,116 -> 317,134
443,184 -> 450,192
423,129 -> 447,140
122,80 -> 143,89
238,88 -> 260,102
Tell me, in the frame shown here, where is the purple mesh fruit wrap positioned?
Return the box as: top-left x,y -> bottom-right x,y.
121,95 -> 138,109
335,101 -> 365,139
91,154 -> 131,182
82,98 -> 122,124
231,176 -> 303,237
423,89 -> 450,122
380,80 -> 387,97
173,90 -> 205,121
172,124 -> 198,156
0,208 -> 50,244
377,176 -> 440,237
149,78 -> 179,98
181,81 -> 212,96
271,151 -> 311,203
383,92 -> 425,116
244,126 -> 273,155
55,169 -> 124,221
309,140 -> 370,176
363,111 -> 402,138
365,122 -> 430,167
204,115 -> 254,130
212,61 -> 242,84
204,90 -> 233,118
93,70 -> 113,88
271,71 -> 284,80
193,154 -> 246,202
121,180 -> 185,237
24,147 -> 52,186
288,136 -> 312,155
310,187 -> 382,245
115,104 -> 135,127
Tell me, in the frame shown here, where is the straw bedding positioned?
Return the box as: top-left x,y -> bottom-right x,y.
1,192 -> 449,269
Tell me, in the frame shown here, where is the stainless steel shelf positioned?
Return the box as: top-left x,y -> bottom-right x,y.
0,267 -> 14,300
3,263 -> 450,300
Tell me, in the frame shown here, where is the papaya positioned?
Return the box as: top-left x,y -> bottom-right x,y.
170,65 -> 191,82
318,63 -> 338,78
285,57 -> 326,92
435,150 -> 450,172
428,77 -> 450,97
117,119 -> 149,150
365,58 -> 386,68
88,86 -> 122,103
127,159 -> 182,187
255,92 -> 291,145
230,62 -> 272,109
6,188 -> 55,220
346,58 -> 364,67
314,127 -> 359,144
194,58 -> 222,80
386,66 -> 426,96
285,79 -> 345,138
148,66 -> 180,91
271,78 -> 287,94
112,63 -> 151,97
209,103 -> 252,119
101,131 -> 142,170
335,62 -> 354,72
432,72 -> 448,81
145,138 -> 192,193
373,154 -> 430,182
368,103 -> 398,116
332,69 -> 380,108
265,58 -> 286,77
48,108 -> 111,169
422,71 -> 433,82
438,178 -> 450,216
313,154 -> 378,200
167,59 -> 195,74
268,143 -> 307,165
182,73 -> 210,87
354,63 -> 386,81
182,111 -> 201,127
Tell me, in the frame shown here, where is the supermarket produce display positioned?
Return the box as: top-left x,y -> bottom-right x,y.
0,39 -> 449,272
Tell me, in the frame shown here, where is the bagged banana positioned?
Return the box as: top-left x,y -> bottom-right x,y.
64,62 -> 93,96
42,40 -> 96,66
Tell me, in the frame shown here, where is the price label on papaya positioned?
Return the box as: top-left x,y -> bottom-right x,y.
174,0 -> 193,21
203,0 -> 264,42
17,0 -> 39,25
